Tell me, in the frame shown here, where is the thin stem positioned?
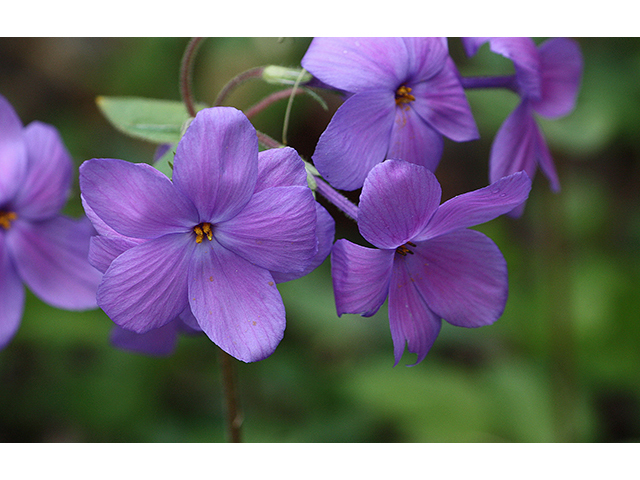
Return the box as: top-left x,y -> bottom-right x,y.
460,74 -> 518,92
256,130 -> 282,150
218,348 -> 243,442
244,88 -> 305,120
214,66 -> 266,106
314,176 -> 359,221
180,37 -> 206,118
282,68 -> 308,145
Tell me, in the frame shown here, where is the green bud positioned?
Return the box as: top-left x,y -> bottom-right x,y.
262,66 -> 312,86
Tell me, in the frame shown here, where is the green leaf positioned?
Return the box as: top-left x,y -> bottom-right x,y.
96,96 -> 204,144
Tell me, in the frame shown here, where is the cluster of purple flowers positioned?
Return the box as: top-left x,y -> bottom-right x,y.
0,37 -> 582,365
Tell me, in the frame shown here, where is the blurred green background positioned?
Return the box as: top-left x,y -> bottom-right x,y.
1,37 -> 639,442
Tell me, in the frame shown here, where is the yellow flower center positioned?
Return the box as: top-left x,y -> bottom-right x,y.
395,241 -> 416,257
193,222 -> 213,244
395,85 -> 415,106
0,211 -> 17,230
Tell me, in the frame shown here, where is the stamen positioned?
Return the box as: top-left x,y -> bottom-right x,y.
194,222 -> 213,244
395,85 -> 415,106
0,211 -> 17,230
395,242 -> 416,257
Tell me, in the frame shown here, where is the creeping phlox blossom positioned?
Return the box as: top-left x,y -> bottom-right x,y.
302,37 -> 479,191
331,160 -> 531,365
80,107 -> 326,362
463,37 -> 583,216
0,94 -> 101,349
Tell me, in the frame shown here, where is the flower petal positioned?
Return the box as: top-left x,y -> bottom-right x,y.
531,38 -> 583,118
80,158 -> 198,239
215,186 -> 317,273
331,239 -> 394,317
172,107 -> 258,223
12,121 -> 72,220
402,37 -> 449,82
255,147 -> 307,192
408,230 -> 508,328
188,241 -> 286,362
0,94 -> 27,204
387,106 -> 444,172
388,259 -> 442,366
312,91 -> 396,191
0,232 -> 25,349
272,202 -> 335,283
110,320 -> 180,357
415,171 -> 532,241
7,215 -> 101,310
410,58 -> 479,142
486,37 -> 542,100
301,37 -> 408,92
97,233 -> 193,332
89,235 -> 143,273
358,160 -> 441,249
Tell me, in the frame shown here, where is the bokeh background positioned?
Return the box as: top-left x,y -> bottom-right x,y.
1,37 -> 639,442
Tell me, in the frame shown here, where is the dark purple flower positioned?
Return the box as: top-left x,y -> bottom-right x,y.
80,107 -> 322,362
331,159 -> 531,365
302,37 -> 479,191
0,94 -> 101,349
463,37 -> 583,215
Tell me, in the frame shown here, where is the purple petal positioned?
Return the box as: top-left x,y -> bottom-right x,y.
530,38 -> 583,118
410,58 -> 479,142
358,160 -> 441,249
408,230 -> 508,328
12,121 -> 72,221
7,215 -> 101,310
110,320 -> 180,356
0,233 -> 25,349
215,186 -> 317,273
487,37 -> 542,100
387,106 -> 444,172
331,239 -> 394,317
80,158 -> 198,239
172,107 -> 258,223
415,171 -> 532,241
188,241 -> 286,362
312,91 -> 396,191
461,37 -> 491,57
272,202 -> 335,283
89,235 -> 143,273
301,37 -> 408,92
533,122 -> 560,193
401,37 -> 449,82
97,233 -> 193,332
0,94 -> 28,204
255,147 -> 307,192
388,259 -> 442,366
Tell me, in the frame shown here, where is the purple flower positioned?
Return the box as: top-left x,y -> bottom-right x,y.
302,37 -> 479,191
80,107 -> 322,362
463,37 -> 583,215
0,94 -> 101,349
331,159 -> 531,365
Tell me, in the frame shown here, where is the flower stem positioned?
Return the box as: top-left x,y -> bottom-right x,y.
314,176 -> 359,221
244,88 -> 305,120
218,348 -> 243,442
180,37 -> 206,118
215,66 -> 266,106
460,74 -> 518,92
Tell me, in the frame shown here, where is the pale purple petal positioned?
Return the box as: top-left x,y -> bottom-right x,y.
301,37 -> 408,92
487,37 -> 542,100
358,160 -> 441,249
461,37 -> 491,57
407,230 -> 508,328
0,233 -> 25,349
331,239 -> 394,317
271,202 -> 335,283
530,38 -> 583,118
188,241 -> 286,363
0,94 -> 27,204
387,106 -> 444,172
534,122 -> 560,192
97,233 -> 194,333
255,147 -> 307,192
110,321 -> 180,356
7,216 -> 101,310
388,259 -> 442,366
414,171 -> 532,241
312,91 -> 396,191
172,107 -> 258,223
401,37 -> 449,82
89,235 -> 143,273
214,186 -> 317,273
12,121 -> 72,220
410,58 -> 479,142
80,159 -> 198,239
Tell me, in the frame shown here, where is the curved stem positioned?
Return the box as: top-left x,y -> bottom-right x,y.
314,176 -> 359,221
180,37 -> 206,118
460,74 -> 519,92
215,66 -> 266,106
218,348 -> 243,442
245,88 -> 305,120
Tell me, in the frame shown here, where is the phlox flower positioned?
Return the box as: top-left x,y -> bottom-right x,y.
302,37 -> 479,191
463,37 -> 583,216
0,94 -> 101,349
80,107 -> 323,362
331,159 -> 531,365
